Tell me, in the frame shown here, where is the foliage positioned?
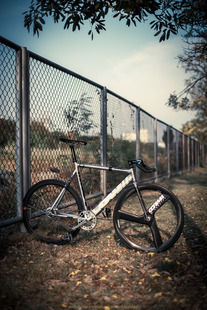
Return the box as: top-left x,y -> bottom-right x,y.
0,118 -> 15,147
182,0 -> 207,39
167,20 -> 207,143
23,0 -> 198,42
30,120 -> 61,149
162,128 -> 175,148
182,118 -> 207,144
64,93 -> 97,137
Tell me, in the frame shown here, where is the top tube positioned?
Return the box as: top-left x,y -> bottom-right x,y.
77,162 -> 131,173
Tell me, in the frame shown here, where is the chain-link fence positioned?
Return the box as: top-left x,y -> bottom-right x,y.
0,38 -> 22,226
0,36 -> 206,229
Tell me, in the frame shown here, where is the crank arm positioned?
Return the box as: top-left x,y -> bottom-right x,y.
70,219 -> 87,231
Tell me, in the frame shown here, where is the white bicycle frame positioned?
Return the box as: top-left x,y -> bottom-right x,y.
78,163 -> 136,215
49,162 -> 137,220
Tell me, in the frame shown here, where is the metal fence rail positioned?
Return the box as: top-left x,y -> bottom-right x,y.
0,36 -> 206,229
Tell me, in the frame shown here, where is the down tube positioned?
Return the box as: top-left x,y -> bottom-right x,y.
93,174 -> 133,216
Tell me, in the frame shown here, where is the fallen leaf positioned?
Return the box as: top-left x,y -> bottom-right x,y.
76,281 -> 82,286
138,278 -> 145,285
68,269 -> 81,277
154,292 -> 162,298
165,257 -> 171,262
151,272 -> 160,278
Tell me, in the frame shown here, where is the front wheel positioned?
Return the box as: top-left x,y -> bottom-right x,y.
23,179 -> 84,245
113,184 -> 184,252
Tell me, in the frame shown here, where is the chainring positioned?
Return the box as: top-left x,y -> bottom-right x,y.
78,210 -> 97,231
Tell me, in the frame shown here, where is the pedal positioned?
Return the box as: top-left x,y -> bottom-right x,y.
63,232 -> 73,244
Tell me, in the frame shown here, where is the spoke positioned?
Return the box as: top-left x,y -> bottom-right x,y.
118,210 -> 147,224
150,218 -> 163,248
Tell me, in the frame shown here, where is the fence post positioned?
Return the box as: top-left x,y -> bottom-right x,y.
167,126 -> 170,178
201,143 -> 204,166
16,47 -> 30,232
136,107 -> 141,181
16,49 -> 23,224
188,137 -> 190,171
182,134 -> 185,172
196,141 -> 199,168
100,87 -> 107,196
21,47 -> 31,198
176,130 -> 179,174
154,118 -> 158,181
192,139 -> 194,169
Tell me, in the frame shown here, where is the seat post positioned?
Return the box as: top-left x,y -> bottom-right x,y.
70,146 -> 77,162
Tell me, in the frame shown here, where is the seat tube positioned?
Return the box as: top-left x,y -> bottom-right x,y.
70,146 -> 77,162
75,163 -> 87,210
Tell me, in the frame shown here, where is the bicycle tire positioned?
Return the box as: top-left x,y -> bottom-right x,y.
23,179 -> 84,245
113,183 -> 184,252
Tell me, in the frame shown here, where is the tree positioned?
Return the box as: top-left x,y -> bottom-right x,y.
64,93 -> 97,137
166,34 -> 207,143
162,128 -> 174,148
180,76 -> 207,144
24,0 -> 197,42
166,0 -> 207,143
0,118 -> 15,147
181,119 -> 207,144
167,35 -> 207,108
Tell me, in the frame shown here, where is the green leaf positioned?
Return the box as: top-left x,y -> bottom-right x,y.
40,17 -> 45,24
154,30 -> 161,37
166,30 -> 170,40
159,32 -> 166,42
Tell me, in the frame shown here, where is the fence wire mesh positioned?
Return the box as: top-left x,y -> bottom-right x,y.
157,121 -> 168,176
0,41 -> 20,221
170,127 -> 177,173
178,131 -> 184,171
0,36 -> 206,228
29,56 -> 102,195
140,110 -> 155,180
106,92 -> 136,188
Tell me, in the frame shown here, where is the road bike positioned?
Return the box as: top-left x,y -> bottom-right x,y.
23,138 -> 184,252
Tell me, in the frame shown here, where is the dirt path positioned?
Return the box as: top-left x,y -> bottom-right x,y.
0,166 -> 207,310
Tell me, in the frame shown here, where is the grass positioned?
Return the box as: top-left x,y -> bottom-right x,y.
0,166 -> 207,310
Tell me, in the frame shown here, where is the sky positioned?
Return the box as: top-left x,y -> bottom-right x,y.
0,0 -> 195,130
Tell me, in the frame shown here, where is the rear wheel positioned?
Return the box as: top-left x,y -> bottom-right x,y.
23,179 -> 83,245
113,184 -> 184,252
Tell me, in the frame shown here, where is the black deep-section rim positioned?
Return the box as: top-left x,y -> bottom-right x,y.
113,184 -> 184,252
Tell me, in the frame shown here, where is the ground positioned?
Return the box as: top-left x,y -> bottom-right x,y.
0,166 -> 207,310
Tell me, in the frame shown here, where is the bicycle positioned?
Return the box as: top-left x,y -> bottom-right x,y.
23,138 -> 184,252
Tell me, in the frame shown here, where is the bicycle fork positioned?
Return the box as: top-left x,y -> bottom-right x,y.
133,180 -> 170,222
133,182 -> 151,222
